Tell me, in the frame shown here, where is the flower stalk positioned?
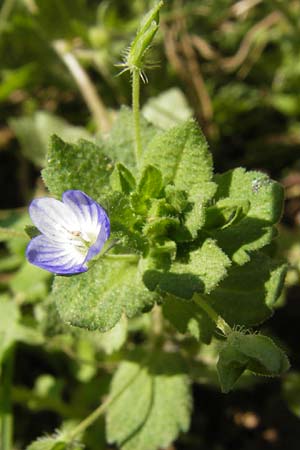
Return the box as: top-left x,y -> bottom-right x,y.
132,68 -> 142,165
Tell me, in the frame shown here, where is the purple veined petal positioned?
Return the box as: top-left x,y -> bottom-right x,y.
62,190 -> 110,242
26,234 -> 88,275
29,197 -> 81,243
84,215 -> 110,263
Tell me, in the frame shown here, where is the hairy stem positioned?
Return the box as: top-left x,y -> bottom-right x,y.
193,294 -> 231,335
132,68 -> 142,166
0,348 -> 14,450
53,40 -> 111,134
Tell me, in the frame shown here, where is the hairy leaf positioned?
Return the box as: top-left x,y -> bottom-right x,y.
206,253 -> 287,326
162,295 -> 216,344
142,120 -> 216,200
143,238 -> 231,299
42,135 -> 113,201
107,352 -> 192,450
217,332 -> 290,392
53,257 -> 158,332
210,168 -> 284,264
110,163 -> 136,194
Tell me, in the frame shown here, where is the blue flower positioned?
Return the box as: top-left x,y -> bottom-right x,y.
26,190 -> 110,275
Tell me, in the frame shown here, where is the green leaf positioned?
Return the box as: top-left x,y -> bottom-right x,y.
103,107 -> 158,170
53,257 -> 158,332
210,168 -> 284,264
183,189 -> 216,239
206,253 -> 287,326
162,295 -> 215,344
217,332 -> 290,393
106,352 -> 192,450
26,437 -> 66,450
10,111 -> 91,167
131,165 -> 163,215
143,238 -> 231,299
0,295 -> 19,365
42,135 -> 113,201
110,163 -> 136,194
283,372 -> 300,418
0,295 -> 43,365
97,315 -> 127,354
9,261 -> 51,303
26,430 -> 82,450
25,225 -> 40,239
137,165 -> 163,199
142,120 -> 215,200
142,88 -> 192,130
0,64 -> 36,101
103,191 -> 147,253
204,198 -> 250,230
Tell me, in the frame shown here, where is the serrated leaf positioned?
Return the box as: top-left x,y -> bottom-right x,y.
143,238 -> 231,299
53,257 -> 158,332
217,332 -> 290,392
210,168 -> 284,264
206,253 -> 287,326
142,120 -> 215,200
26,431 -> 81,450
42,135 -> 113,201
104,107 -> 158,170
162,295 -> 215,344
106,352 -> 192,450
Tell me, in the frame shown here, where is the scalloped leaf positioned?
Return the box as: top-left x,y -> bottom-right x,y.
106,352 -> 192,450
217,332 -> 290,392
42,136 -> 113,201
53,257 -> 158,332
143,238 -> 231,299
210,168 -> 284,264
206,253 -> 287,326
142,120 -> 216,201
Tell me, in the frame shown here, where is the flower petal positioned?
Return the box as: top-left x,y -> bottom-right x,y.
85,219 -> 110,263
29,197 -> 81,243
26,234 -> 87,275
62,190 -> 110,241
